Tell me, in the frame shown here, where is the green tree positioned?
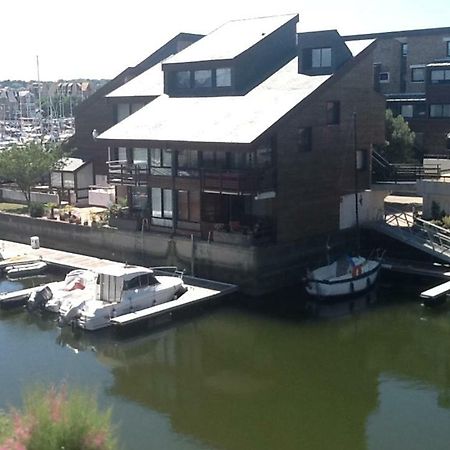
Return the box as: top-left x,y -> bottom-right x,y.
380,109 -> 416,163
0,142 -> 64,211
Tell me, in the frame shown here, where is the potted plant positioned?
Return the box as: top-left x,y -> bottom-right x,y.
45,202 -> 58,219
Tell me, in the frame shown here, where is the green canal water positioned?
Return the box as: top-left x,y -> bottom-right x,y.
1,274 -> 450,450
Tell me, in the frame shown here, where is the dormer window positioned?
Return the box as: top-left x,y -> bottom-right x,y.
312,48 -> 332,68
194,70 -> 212,88
176,71 -> 191,88
216,68 -> 232,87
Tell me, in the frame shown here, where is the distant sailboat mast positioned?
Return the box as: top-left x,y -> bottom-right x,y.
36,55 -> 43,135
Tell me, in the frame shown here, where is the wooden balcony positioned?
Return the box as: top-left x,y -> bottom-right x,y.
200,167 -> 275,195
106,161 -> 148,186
107,161 -> 276,195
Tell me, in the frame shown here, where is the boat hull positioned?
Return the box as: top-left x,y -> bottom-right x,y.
4,262 -> 47,279
305,261 -> 381,298
62,276 -> 184,331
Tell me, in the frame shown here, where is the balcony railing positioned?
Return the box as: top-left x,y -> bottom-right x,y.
107,161 -> 276,195
107,161 -> 148,186
200,167 -> 275,195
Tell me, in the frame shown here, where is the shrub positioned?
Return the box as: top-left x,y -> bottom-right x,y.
441,216 -> 450,229
0,384 -> 117,450
29,202 -> 45,218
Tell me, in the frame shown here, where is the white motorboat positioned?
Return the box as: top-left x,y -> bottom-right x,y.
58,264 -> 185,331
4,261 -> 48,278
27,269 -> 97,312
305,255 -> 382,298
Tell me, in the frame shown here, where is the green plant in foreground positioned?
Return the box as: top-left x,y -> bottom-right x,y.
0,385 -> 117,450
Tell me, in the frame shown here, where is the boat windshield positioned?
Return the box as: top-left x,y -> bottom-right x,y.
123,274 -> 159,291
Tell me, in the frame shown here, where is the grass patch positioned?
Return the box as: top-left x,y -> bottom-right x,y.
0,384 -> 117,450
0,202 -> 29,214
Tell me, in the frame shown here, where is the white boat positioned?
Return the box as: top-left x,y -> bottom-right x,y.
58,264 -> 185,331
305,255 -> 382,298
27,269 -> 97,312
305,112 -> 384,298
4,261 -> 48,278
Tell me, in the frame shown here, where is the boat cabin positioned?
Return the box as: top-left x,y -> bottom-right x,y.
95,265 -> 159,303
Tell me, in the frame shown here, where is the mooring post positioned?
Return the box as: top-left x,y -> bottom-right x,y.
191,234 -> 195,276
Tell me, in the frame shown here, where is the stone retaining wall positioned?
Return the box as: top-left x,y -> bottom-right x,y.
0,212 -> 355,295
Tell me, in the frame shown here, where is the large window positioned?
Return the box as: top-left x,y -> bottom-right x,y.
177,150 -> 199,177
230,152 -> 253,169
176,71 -> 191,88
194,70 -> 212,88
116,147 -> 127,162
312,48 -> 332,68
131,187 -> 148,210
151,188 -> 173,226
177,190 -> 200,223
430,69 -> 450,84
256,146 -> 272,167
401,104 -> 414,118
202,151 -> 226,168
132,148 -> 148,168
411,67 -> 425,82
430,104 -> 450,118
326,101 -> 340,125
150,148 -> 172,176
216,68 -> 232,87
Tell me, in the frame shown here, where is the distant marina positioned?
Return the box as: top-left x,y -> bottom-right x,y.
0,116 -> 75,149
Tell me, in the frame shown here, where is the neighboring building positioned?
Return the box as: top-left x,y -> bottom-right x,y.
68,32 -> 203,185
0,88 -> 36,119
344,27 -> 450,155
96,14 -> 385,252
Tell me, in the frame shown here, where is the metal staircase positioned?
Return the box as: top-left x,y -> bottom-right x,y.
371,150 -> 441,183
365,205 -> 450,263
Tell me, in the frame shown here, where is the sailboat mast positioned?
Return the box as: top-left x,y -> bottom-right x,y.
353,111 -> 360,254
36,55 -> 42,135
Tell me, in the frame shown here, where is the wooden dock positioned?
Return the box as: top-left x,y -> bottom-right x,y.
0,239 -> 238,319
111,283 -> 237,326
420,281 -> 450,301
1,239 -> 127,272
382,257 -> 450,280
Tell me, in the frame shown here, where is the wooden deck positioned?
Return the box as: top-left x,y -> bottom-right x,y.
0,239 -> 126,272
0,239 -> 238,320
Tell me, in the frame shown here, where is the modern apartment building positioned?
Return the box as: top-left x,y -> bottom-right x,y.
67,14 -> 386,290
344,27 -> 450,155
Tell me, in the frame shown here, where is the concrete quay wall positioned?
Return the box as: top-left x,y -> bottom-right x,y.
0,212 -> 353,295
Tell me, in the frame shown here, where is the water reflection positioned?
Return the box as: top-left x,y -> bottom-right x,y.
55,285 -> 450,450
4,276 -> 450,450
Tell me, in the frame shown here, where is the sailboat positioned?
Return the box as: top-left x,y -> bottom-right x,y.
304,113 -> 383,298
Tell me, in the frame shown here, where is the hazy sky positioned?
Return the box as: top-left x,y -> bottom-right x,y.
2,0 -> 448,81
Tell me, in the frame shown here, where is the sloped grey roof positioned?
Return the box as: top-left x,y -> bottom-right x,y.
106,63 -> 164,98
98,59 -> 330,145
56,157 -> 86,172
165,14 -> 298,65
344,39 -> 375,57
